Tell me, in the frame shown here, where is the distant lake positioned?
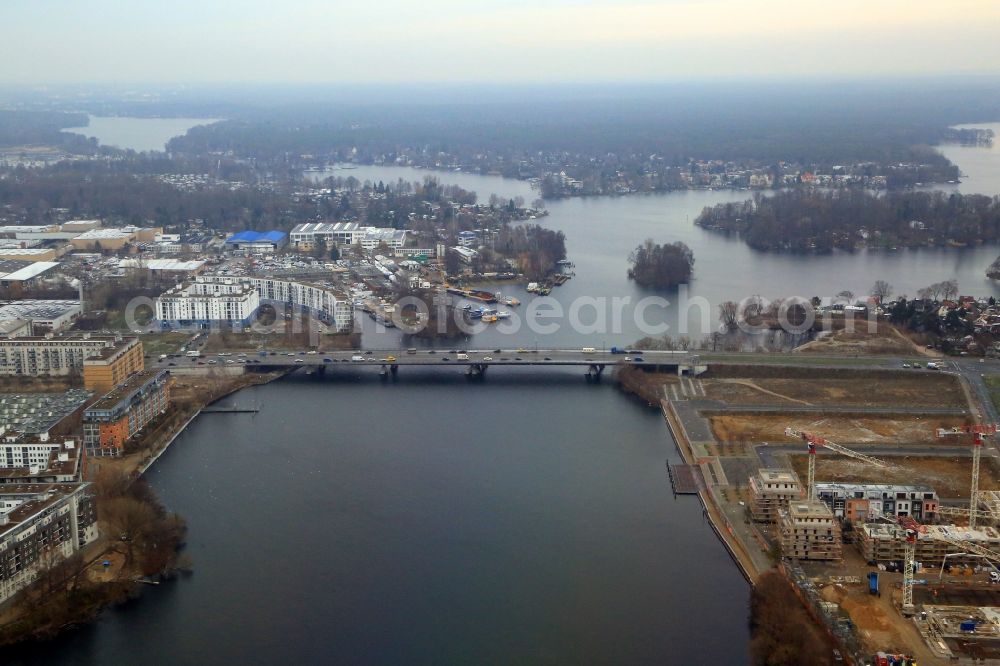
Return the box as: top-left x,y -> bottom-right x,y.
63,115 -> 220,152
937,122 -> 1000,196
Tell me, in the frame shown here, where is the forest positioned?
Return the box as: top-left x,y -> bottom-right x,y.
694,189 -> 1000,252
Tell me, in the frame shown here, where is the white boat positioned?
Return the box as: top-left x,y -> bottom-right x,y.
506,297 -> 520,306
496,311 -> 511,319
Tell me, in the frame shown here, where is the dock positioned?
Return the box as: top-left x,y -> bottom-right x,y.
201,407 -> 260,414
667,463 -> 703,494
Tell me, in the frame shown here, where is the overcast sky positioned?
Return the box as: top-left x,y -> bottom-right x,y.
5,0 -> 1000,83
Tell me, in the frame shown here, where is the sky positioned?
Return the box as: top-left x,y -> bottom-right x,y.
4,0 -> 1000,83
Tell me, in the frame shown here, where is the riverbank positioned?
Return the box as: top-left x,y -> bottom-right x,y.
0,368 -> 289,647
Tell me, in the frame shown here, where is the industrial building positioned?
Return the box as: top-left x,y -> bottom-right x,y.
749,468 -> 803,522
0,260 -> 61,287
224,230 -> 287,253
0,389 -> 92,442
0,299 -> 81,334
0,334 -> 140,382
290,222 -> 361,249
289,222 -> 407,251
84,369 -> 170,457
778,500 -> 843,561
155,280 -> 261,328
69,228 -> 136,251
0,482 -> 99,604
815,482 -> 940,523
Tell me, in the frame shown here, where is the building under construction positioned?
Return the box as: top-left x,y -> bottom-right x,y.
779,500 -> 843,561
857,523 -> 1000,565
749,468 -> 803,523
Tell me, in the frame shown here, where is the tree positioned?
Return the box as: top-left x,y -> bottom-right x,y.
836,290 -> 854,305
941,278 -> 959,301
627,239 -> 694,288
719,301 -> 739,330
870,280 -> 893,303
312,237 -> 328,260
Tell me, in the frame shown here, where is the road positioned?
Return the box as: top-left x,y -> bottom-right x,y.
155,347 -> 697,369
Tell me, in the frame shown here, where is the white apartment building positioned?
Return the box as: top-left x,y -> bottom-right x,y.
155,280 -> 260,326
199,276 -> 353,332
0,335 -> 136,378
0,483 -> 99,604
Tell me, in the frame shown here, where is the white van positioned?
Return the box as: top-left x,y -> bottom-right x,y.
456,353 -> 469,360
351,355 -> 365,362
582,347 -> 596,354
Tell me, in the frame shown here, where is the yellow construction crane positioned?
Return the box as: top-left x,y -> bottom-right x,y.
784,427 -> 893,500
935,424 -> 998,530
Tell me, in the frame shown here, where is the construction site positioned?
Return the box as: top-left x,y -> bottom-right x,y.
659,362 -> 1000,665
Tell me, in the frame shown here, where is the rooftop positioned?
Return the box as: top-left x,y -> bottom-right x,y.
74,228 -> 133,240
86,369 -> 167,411
291,222 -> 359,233
0,389 -> 91,435
0,262 -> 61,282
0,299 -> 80,322
225,230 -> 287,244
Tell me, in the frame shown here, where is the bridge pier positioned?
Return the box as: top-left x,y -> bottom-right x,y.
317,365 -> 326,377
390,364 -> 399,376
465,364 -> 488,379
586,364 -> 605,382
379,364 -> 389,379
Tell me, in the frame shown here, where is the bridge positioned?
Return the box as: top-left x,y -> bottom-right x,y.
158,348 -> 706,379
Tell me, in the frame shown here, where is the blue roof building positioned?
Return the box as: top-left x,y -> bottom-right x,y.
225,230 -> 287,251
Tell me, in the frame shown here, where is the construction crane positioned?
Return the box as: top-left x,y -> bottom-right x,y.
891,514 -> 1000,614
936,424 -> 998,530
784,427 -> 893,500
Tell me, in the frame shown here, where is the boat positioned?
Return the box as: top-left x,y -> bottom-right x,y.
469,310 -> 483,319
506,297 -> 520,306
481,314 -> 498,323
526,282 -> 540,293
496,311 -> 511,319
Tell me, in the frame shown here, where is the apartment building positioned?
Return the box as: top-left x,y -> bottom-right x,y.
0,334 -> 140,381
82,337 -> 144,394
0,482 -> 99,604
749,468 -> 803,523
198,276 -> 353,332
857,523 -> 1000,565
815,483 -> 939,523
155,280 -> 260,327
778,500 -> 843,561
83,370 -> 171,457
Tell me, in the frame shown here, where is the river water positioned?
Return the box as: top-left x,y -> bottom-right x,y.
9,372 -> 748,665
11,118 -> 1000,665
63,116 -> 220,153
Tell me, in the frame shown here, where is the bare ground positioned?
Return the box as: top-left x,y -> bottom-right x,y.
711,413 -> 968,446
790,454 -> 1000,499
703,373 -> 966,409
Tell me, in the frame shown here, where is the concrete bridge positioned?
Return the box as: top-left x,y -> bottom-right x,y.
159,348 -> 708,379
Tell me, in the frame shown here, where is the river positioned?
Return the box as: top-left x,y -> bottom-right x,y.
63,116 -> 220,153
12,117 -> 1000,665
8,371 -> 749,665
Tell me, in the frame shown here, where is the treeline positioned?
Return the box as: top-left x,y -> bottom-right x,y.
0,167 -> 310,231
0,110 -> 93,151
695,189 -> 1000,252
627,239 -> 694,288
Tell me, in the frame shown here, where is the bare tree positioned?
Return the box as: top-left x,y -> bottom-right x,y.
870,280 -> 893,303
941,279 -> 959,301
719,301 -> 739,330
